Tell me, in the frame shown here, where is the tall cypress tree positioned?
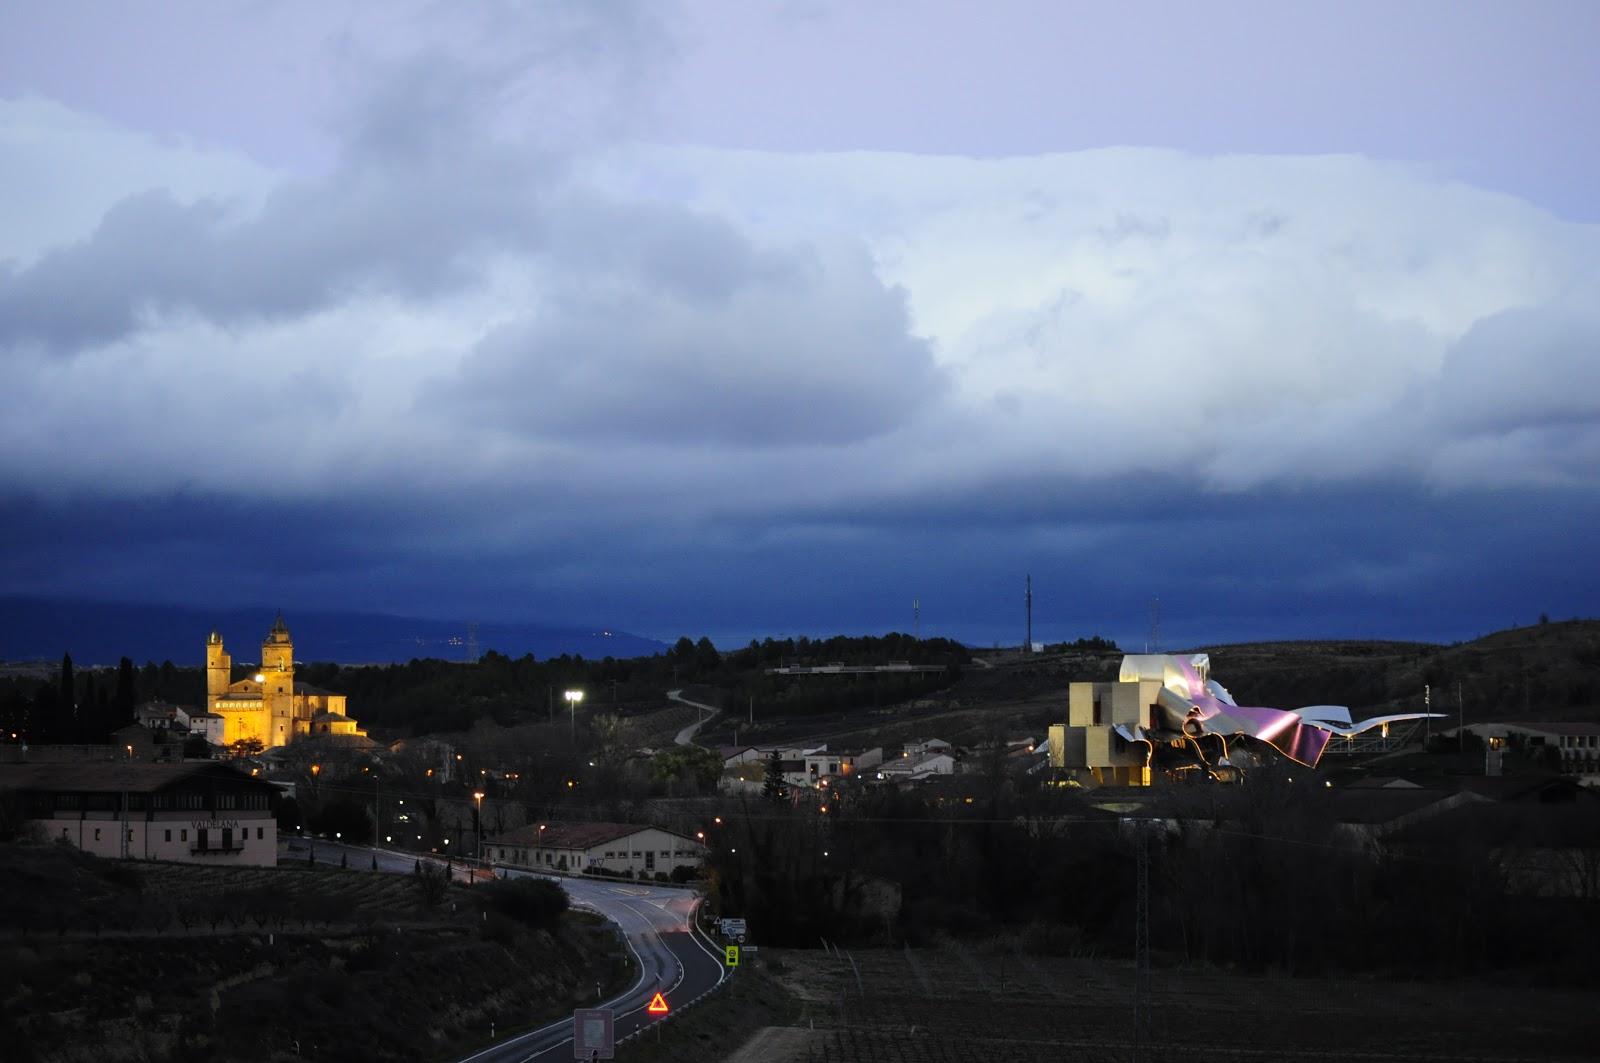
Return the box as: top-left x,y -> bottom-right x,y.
58,653 -> 76,743
761,749 -> 789,804
112,657 -> 138,735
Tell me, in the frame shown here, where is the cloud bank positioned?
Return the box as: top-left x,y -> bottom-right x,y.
1,10 -> 1596,642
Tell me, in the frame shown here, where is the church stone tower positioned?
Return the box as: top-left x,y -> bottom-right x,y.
206,631 -> 231,710
261,614 -> 296,746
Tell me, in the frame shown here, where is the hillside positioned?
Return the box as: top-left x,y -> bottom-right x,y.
0,843 -> 631,1062
692,620 -> 1600,753
0,596 -> 667,666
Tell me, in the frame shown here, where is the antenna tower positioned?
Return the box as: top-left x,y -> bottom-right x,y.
466,622 -> 479,664
913,598 -> 920,641
1025,575 -> 1033,654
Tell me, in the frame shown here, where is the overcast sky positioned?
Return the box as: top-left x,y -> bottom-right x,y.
2,1 -> 1597,649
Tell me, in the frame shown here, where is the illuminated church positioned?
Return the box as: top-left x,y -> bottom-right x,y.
206,616 -> 366,748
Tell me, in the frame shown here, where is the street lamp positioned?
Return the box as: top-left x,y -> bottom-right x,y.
473,791 -> 485,877
564,689 -> 584,742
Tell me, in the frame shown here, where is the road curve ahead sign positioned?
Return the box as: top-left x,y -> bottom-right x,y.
646,992 -> 670,1016
573,1007 -> 613,1059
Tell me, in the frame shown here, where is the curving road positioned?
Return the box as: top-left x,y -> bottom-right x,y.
278,839 -> 729,1062
669,688 -> 722,746
459,870 -> 728,1062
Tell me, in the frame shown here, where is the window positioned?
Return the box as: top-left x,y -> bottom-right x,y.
217,794 -> 236,810
180,829 -> 188,842
165,830 -> 172,842
660,850 -> 669,857
61,827 -> 69,839
127,830 -> 134,842
257,827 -> 264,840
93,828 -> 101,841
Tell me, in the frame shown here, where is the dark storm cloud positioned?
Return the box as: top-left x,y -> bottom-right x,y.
5,480 -> 1596,648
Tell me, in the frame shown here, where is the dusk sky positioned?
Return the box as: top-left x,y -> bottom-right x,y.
2,1 -> 1598,650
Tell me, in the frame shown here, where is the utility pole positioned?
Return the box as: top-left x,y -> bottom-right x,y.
1458,682 -> 1465,754
1424,685 -> 1431,742
1133,823 -> 1152,1060
913,598 -> 920,641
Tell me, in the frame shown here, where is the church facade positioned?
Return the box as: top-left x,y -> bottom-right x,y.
206,617 -> 365,748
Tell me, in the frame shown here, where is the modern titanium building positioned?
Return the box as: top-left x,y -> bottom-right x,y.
206,616 -> 365,748
1048,654 -> 1439,785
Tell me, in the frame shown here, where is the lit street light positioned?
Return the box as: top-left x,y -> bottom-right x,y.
473,790 -> 486,878
564,689 -> 584,743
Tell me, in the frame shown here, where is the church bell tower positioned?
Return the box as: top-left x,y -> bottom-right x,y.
205,630 -> 231,711
261,614 -> 296,747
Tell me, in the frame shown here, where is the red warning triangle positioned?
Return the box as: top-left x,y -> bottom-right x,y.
647,992 -> 669,1015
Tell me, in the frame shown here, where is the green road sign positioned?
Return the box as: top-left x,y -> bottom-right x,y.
724,945 -> 740,967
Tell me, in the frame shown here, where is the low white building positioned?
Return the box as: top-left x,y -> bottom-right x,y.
878,751 -> 957,781
802,747 -> 884,783
0,762 -> 279,866
903,738 -> 953,758
176,707 -> 226,745
487,821 -> 706,880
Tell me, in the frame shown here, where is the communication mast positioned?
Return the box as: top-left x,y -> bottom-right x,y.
1025,575 -> 1033,654
466,622 -> 479,664
913,598 -> 920,641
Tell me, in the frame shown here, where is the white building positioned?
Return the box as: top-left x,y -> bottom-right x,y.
487,821 -> 705,880
903,738 -> 953,759
878,751 -> 957,781
0,762 -> 279,866
1460,722 -> 1600,784
802,746 -> 884,783
176,707 -> 226,745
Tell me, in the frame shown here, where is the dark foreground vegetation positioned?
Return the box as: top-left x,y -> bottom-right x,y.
707,766 -> 1600,986
0,843 -> 625,1063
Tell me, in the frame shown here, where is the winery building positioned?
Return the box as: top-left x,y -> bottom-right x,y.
487,821 -> 704,879
0,762 -> 279,866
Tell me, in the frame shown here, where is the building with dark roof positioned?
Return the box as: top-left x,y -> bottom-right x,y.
0,761 -> 279,865
486,821 -> 705,880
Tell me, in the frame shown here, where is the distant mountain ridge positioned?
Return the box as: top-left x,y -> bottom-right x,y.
0,597 -> 669,666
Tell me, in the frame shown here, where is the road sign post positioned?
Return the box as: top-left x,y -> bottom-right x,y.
572,1007 -> 614,1060
725,945 -> 740,967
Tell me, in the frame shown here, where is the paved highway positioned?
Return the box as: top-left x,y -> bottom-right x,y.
279,838 -> 729,1061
